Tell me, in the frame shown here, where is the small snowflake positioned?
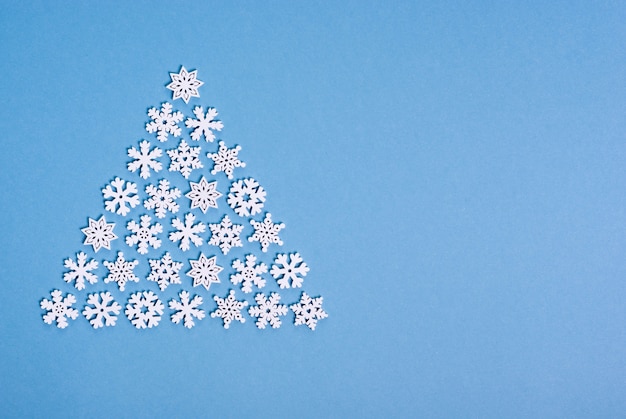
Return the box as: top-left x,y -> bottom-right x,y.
147,252 -> 183,291
270,252 -> 309,289
227,178 -> 266,217
125,291 -> 164,329
185,106 -> 223,142
230,254 -> 267,293
126,214 -> 162,255
208,215 -> 243,255
210,290 -> 248,329
82,292 -> 122,329
248,213 -> 285,253
290,292 -> 328,331
40,290 -> 79,329
166,66 -> 203,104
187,253 -> 222,291
102,177 -> 140,216
169,213 -> 206,251
146,102 -> 183,142
144,179 -> 181,218
127,140 -> 163,179
63,251 -> 98,290
103,251 -> 139,292
207,141 -> 246,180
82,215 -> 117,253
167,139 -> 203,179
248,292 -> 288,329
185,176 -> 222,214
169,290 -> 205,329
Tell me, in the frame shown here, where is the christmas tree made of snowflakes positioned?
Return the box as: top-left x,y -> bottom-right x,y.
40,66 -> 327,331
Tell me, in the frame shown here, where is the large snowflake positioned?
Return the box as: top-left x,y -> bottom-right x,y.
208,215 -> 243,255
103,251 -> 139,292
230,254 -> 267,294
169,213 -> 206,251
227,178 -> 266,217
146,102 -> 183,142
248,213 -> 285,253
63,251 -> 98,290
207,141 -> 246,180
187,253 -> 222,290
82,215 -> 117,252
167,139 -> 203,179
248,292 -> 288,329
147,252 -> 183,291
166,66 -> 203,104
82,292 -> 122,329
169,291 -> 205,329
127,140 -> 163,179
270,252 -> 309,289
125,291 -> 164,329
210,290 -> 248,329
126,214 -> 162,255
144,179 -> 181,218
40,290 -> 79,329
102,177 -> 140,216
185,106 -> 223,142
185,176 -> 222,213
290,292 -> 328,331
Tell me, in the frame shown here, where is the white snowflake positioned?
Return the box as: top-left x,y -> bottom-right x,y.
40,290 -> 79,329
126,214 -> 162,255
187,253 -> 222,291
102,177 -> 140,216
169,290 -> 205,329
185,176 -> 222,214
270,252 -> 309,289
185,106 -> 223,142
167,139 -> 203,179
147,252 -> 183,291
125,291 -> 164,329
248,292 -> 288,329
166,66 -> 203,104
210,290 -> 248,329
290,292 -> 328,331
169,213 -> 206,251
207,141 -> 246,179
63,251 -> 98,290
230,254 -> 267,293
144,179 -> 181,218
127,140 -> 163,179
82,215 -> 117,253
248,213 -> 285,253
208,215 -> 243,255
103,251 -> 139,292
146,102 -> 183,142
82,292 -> 122,329
227,178 -> 266,217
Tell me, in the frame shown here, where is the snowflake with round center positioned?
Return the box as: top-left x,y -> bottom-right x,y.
144,179 -> 181,218
230,254 -> 267,293
166,66 -> 203,104
270,252 -> 310,289
169,213 -> 206,251
210,290 -> 248,329
40,290 -> 79,329
207,141 -> 246,179
82,215 -> 117,252
290,292 -> 328,331
147,252 -> 183,291
248,292 -> 288,329
248,213 -> 285,253
82,292 -> 122,329
146,102 -> 183,142
127,140 -> 163,179
227,178 -> 266,217
187,253 -> 222,290
126,214 -> 162,255
185,106 -> 223,142
169,291 -> 205,329
125,291 -> 164,329
185,176 -> 222,213
102,177 -> 140,216
167,139 -> 203,179
103,251 -> 139,292
208,215 -> 243,255
63,251 -> 98,290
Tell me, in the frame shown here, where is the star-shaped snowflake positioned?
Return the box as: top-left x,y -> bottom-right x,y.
63,251 -> 98,290
248,213 -> 285,252
146,102 -> 183,142
147,252 -> 183,291
187,253 -> 223,291
231,254 -> 268,293
82,215 -> 117,252
127,140 -> 163,179
125,291 -> 164,329
167,139 -> 203,179
126,214 -> 162,255
210,290 -> 248,329
208,215 -> 243,255
169,291 -> 205,329
144,179 -> 181,218
82,292 -> 122,329
185,106 -> 223,142
102,177 -> 140,216
270,252 -> 309,289
166,66 -> 204,104
169,212 -> 206,251
290,292 -> 328,331
207,141 -> 246,180
185,176 -> 222,213
103,251 -> 139,292
40,290 -> 79,329
248,292 -> 288,329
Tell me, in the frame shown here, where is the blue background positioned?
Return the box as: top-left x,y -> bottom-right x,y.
1,1 -> 626,417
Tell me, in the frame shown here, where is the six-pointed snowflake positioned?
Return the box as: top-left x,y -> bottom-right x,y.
167,66 -> 203,104
102,177 -> 140,216
147,252 -> 183,291
126,214 -> 162,255
127,140 -> 163,179
230,254 -> 267,294
146,102 -> 183,142
248,292 -> 288,329
82,215 -> 117,252
207,141 -> 246,180
103,251 -> 139,292
63,251 -> 98,290
167,139 -> 203,179
187,253 -> 222,290
210,290 -> 248,329
185,106 -> 223,142
169,213 -> 206,251
290,292 -> 328,331
248,213 -> 285,252
270,252 -> 310,289
144,179 -> 181,218
208,215 -> 243,255
185,176 -> 222,213
82,292 -> 122,329
41,290 -> 79,329
169,291 -> 205,329
125,291 -> 164,329
227,178 -> 266,217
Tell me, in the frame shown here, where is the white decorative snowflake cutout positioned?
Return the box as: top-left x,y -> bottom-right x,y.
63,251 -> 98,290
248,292 -> 288,329
290,292 -> 328,331
248,213 -> 285,253
82,215 -> 117,252
210,290 -> 248,329
185,176 -> 222,214
147,252 -> 183,291
208,215 -> 243,255
270,252 -> 309,289
144,179 -> 181,218
102,177 -> 140,216
166,66 -> 203,104
169,213 -> 206,251
82,292 -> 122,329
227,178 -> 266,217
146,102 -> 183,142
187,253 -> 222,290
185,106 -> 223,142
207,141 -> 246,179
127,140 -> 163,179
40,290 -> 79,329
125,291 -> 164,329
103,251 -> 139,292
169,291 -> 205,329
126,214 -> 162,255
230,254 -> 267,294
167,139 -> 203,179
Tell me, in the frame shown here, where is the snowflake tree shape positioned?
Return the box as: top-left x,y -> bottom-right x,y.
63,251 -> 98,290
144,179 -> 181,218
102,177 -> 140,216
126,214 -> 162,255
40,290 -> 79,329
290,292 -> 328,331
207,141 -> 246,180
166,66 -> 203,104
248,213 -> 285,253
248,292 -> 288,329
146,102 -> 183,142
127,140 -> 163,179
169,213 -> 205,251
227,178 -> 266,217
169,291 -> 205,329
208,215 -> 243,255
167,139 -> 203,179
125,291 -> 164,329
187,253 -> 222,291
147,252 -> 183,291
270,252 -> 310,289
230,254 -> 268,293
185,106 -> 223,142
185,176 -> 222,214
82,215 -> 117,252
210,290 -> 248,329
82,292 -> 122,329
103,251 -> 139,292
